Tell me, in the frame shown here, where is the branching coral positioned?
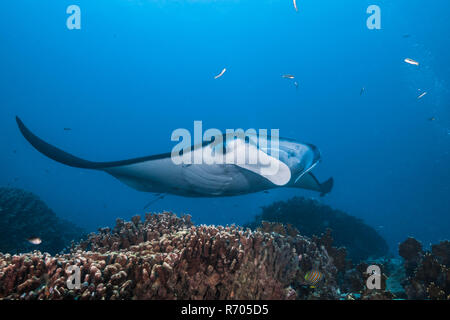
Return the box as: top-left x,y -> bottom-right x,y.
0,212 -> 340,300
3,208 -> 445,300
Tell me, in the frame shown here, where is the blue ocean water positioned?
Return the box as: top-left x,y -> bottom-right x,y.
0,0 -> 449,254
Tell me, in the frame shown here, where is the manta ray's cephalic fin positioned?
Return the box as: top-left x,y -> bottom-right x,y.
319,177 -> 334,197
294,171 -> 334,196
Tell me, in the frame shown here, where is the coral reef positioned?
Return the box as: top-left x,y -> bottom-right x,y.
1,208 -> 446,300
309,229 -> 398,300
341,258 -> 404,300
246,196 -> 389,262
399,238 -> 450,300
0,187 -> 85,255
249,221 -> 399,300
0,212 -> 340,300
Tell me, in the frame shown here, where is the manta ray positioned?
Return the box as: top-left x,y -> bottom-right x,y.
16,117 -> 333,197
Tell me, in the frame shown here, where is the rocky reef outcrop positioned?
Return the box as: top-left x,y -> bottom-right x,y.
0,212 -> 341,300
399,238 -> 450,300
246,196 -> 389,262
0,188 -> 85,255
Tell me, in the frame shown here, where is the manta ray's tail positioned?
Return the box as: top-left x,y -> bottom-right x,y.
16,116 -> 101,169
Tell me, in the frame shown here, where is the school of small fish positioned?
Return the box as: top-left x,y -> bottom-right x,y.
210,6 -> 442,130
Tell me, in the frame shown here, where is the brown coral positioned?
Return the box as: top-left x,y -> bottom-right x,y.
399,238 -> 450,300
312,229 -> 349,273
0,212 -> 339,300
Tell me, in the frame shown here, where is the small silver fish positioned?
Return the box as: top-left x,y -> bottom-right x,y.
404,58 -> 419,66
27,237 -> 42,245
417,91 -> 427,99
214,68 -> 227,79
282,74 -> 295,79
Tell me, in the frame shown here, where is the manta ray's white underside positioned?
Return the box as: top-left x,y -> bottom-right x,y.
105,138 -> 292,197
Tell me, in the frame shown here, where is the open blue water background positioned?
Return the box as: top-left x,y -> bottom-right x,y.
1,0 -> 449,254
